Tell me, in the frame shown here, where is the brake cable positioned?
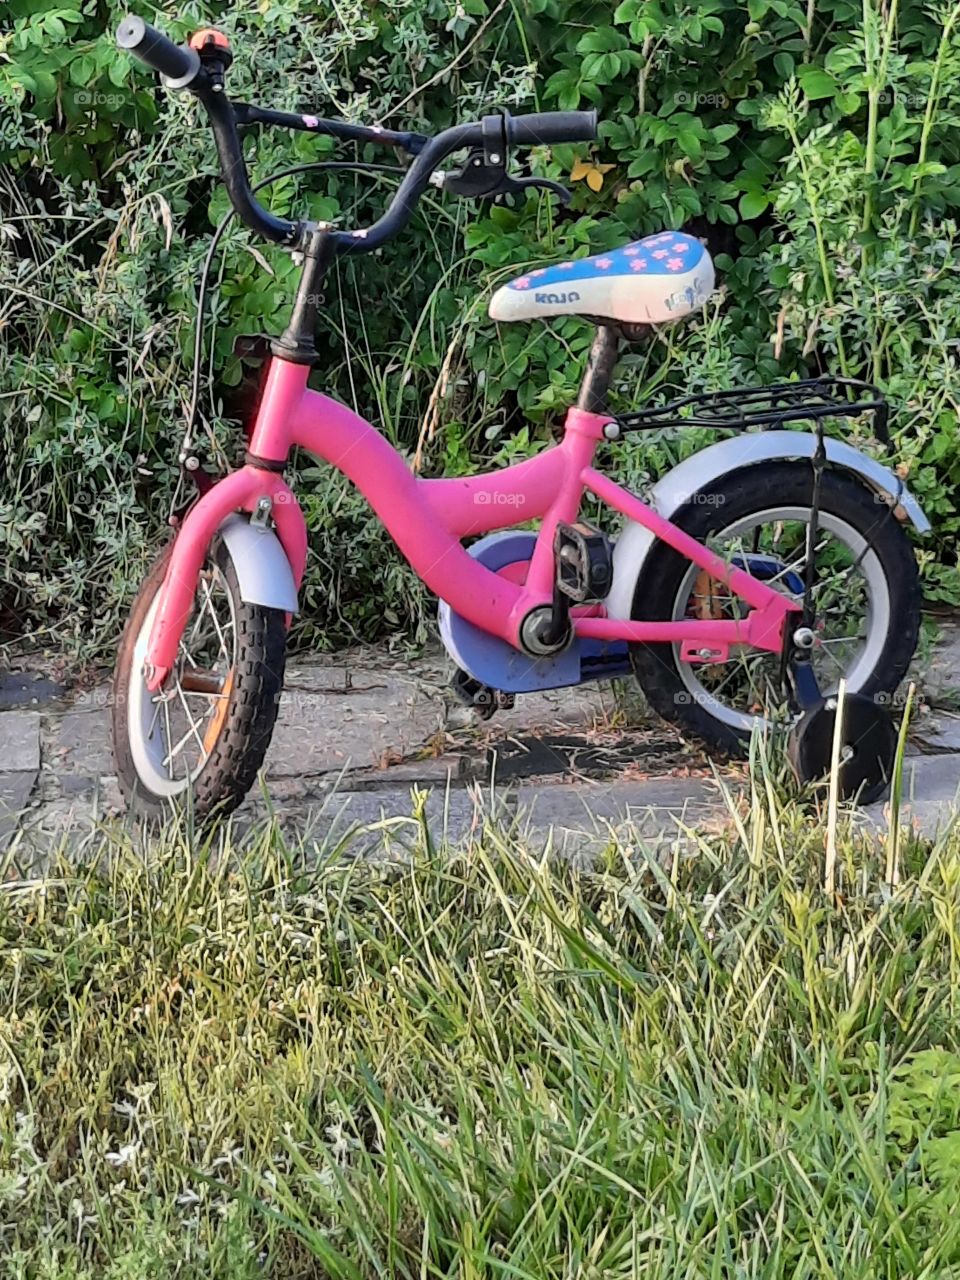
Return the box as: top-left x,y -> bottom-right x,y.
167,159 -> 404,523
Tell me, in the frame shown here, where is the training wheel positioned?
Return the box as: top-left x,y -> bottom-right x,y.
787,692 -> 897,805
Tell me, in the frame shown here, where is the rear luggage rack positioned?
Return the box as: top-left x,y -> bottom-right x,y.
615,376 -> 891,445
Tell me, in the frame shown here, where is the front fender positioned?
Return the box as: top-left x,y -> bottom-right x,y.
218,513 -> 299,613
605,431 -> 930,621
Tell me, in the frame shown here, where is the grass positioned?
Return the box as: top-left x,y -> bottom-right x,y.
2,779 -> 960,1278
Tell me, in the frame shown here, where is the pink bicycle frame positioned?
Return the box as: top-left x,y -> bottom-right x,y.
142,357 -> 796,690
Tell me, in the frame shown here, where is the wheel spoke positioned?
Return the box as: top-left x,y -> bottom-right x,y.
201,575 -> 231,661
175,681 -> 210,764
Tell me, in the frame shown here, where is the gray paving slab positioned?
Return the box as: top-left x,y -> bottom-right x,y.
246,774 -> 726,864
48,706 -> 113,778
0,671 -> 66,709
1,626 -> 959,858
0,771 -> 37,851
912,711 -> 960,753
266,668 -> 444,776
1,711 -> 41,771
919,615 -> 960,703
864,753 -> 960,837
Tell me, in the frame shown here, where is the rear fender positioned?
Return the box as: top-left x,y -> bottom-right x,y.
605,431 -> 930,621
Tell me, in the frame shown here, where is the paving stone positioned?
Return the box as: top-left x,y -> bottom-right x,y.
0,771 -> 37,851
0,671 -> 66,709
49,707 -> 113,777
912,712 -> 960,753
245,774 -> 726,864
0,637 -> 958,856
265,668 -> 444,778
1,711 -> 41,771
864,753 -> 960,839
918,614 -> 960,703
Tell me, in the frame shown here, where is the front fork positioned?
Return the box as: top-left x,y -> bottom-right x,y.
142,466 -> 307,691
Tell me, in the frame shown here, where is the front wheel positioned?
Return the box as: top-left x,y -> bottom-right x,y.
112,537 -> 287,822
629,461 -> 921,755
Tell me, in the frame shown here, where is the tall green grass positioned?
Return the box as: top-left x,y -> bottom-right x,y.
1,786 -> 959,1278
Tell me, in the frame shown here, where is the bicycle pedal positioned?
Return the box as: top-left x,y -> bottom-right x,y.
554,521 -> 614,603
451,668 -> 509,720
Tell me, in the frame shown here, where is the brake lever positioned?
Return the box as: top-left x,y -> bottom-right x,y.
498,175 -> 571,205
439,149 -> 571,204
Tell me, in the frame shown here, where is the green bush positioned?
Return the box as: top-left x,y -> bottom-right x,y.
1,0 -> 958,656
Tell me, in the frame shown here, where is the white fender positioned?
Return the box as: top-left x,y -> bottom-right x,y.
218,513 -> 299,613
605,431 -> 930,620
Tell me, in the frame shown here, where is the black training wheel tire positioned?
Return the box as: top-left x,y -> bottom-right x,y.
788,692 -> 897,804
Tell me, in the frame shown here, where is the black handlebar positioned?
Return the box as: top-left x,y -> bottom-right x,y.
116,15 -> 200,87
115,15 -> 600,251
506,110 -> 598,146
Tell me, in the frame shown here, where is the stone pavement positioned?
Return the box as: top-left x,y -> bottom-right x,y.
1,617 -> 958,864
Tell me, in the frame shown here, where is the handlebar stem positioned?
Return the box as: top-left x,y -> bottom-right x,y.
271,225 -> 337,362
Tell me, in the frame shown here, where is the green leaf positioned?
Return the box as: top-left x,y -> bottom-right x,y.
797,67 -> 837,100
739,189 -> 769,218
576,27 -> 627,53
774,51 -> 794,79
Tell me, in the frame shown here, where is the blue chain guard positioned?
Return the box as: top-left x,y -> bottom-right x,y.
438,532 -> 630,694
437,534 -> 803,696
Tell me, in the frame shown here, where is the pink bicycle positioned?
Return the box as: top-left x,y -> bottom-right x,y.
111,18 -> 928,819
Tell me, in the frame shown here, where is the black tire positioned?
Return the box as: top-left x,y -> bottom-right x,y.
112,538 -> 287,822
629,461 -> 921,755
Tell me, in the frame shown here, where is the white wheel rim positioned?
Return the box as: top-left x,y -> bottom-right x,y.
671,506 -> 891,734
126,567 -> 237,798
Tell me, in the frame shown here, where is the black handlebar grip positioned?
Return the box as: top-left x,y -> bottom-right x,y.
116,15 -> 200,87
506,110 -> 599,146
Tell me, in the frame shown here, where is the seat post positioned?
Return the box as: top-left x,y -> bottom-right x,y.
576,324 -> 620,414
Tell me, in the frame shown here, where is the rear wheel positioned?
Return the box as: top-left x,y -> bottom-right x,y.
112,538 -> 286,822
629,462 -> 920,755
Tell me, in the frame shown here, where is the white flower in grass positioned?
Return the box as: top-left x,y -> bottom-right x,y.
325,1121 -> 349,1161
0,1172 -> 28,1205
71,1197 -> 97,1242
105,1141 -> 140,1168
210,1145 -> 244,1170
310,1165 -> 337,1192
